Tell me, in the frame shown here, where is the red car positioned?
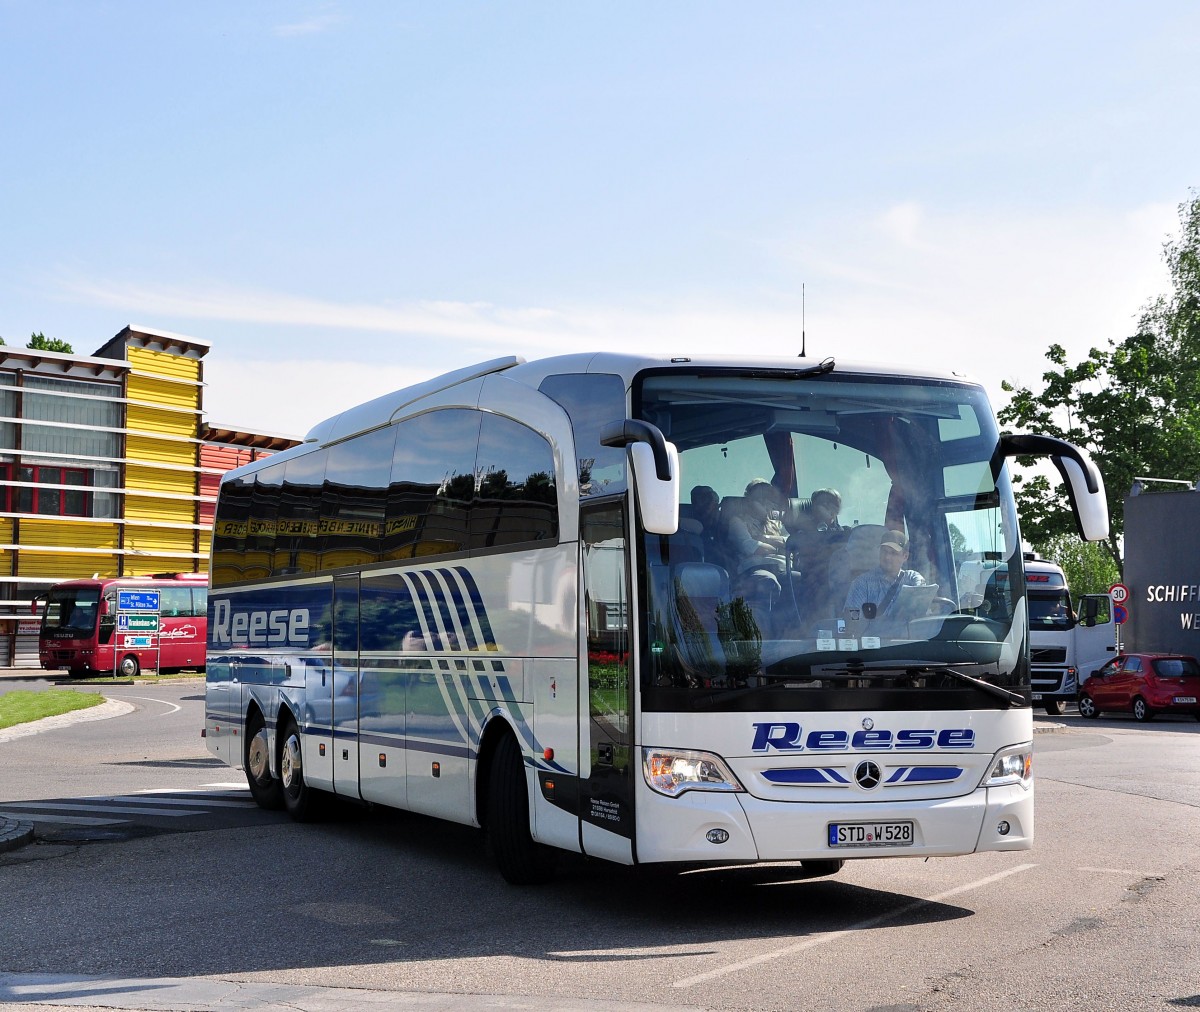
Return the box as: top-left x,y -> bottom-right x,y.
1078,653 -> 1200,722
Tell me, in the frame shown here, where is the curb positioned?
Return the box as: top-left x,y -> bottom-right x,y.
0,815 -> 35,854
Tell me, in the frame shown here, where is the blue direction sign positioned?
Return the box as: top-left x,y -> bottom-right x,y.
118,589 -> 160,612
1114,604 -> 1129,625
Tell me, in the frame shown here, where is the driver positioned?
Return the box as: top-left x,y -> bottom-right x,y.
843,530 -> 926,631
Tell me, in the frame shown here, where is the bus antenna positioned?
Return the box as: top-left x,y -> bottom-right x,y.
799,283 -> 807,358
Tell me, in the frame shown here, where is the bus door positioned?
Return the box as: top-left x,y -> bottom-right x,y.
332,573 -> 361,799
578,502 -> 635,864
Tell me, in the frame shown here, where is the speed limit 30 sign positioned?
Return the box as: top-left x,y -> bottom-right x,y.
1109,582 -> 1130,604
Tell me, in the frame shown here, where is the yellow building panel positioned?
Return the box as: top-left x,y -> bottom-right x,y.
124,492 -> 194,526
123,524 -> 196,555
128,347 -> 202,384
17,552 -> 120,579
125,436 -> 198,470
123,558 -> 196,578
126,403 -> 198,438
124,467 -> 195,499
20,520 -> 121,550
128,373 -> 201,412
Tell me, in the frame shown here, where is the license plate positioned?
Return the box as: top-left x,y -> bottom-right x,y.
1031,693 -> 1043,701
1174,696 -> 1197,704
828,821 -> 914,848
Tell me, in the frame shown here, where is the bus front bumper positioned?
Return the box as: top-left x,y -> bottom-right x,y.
633,782 -> 1033,864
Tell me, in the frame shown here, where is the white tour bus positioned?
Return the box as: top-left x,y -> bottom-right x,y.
203,353 -> 1108,883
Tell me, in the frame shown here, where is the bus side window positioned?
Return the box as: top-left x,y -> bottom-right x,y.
386,409 -> 479,561
321,425 -> 396,570
211,474 -> 253,588
472,414 -> 558,551
159,586 -> 191,617
276,450 -> 329,577
192,586 -> 208,618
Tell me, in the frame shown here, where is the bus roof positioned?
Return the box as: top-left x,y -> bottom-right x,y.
223,351 -> 986,483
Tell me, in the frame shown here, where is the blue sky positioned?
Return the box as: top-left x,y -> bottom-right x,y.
2,2 -> 1197,437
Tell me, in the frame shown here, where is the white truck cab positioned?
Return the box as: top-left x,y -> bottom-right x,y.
1022,556 -> 1117,714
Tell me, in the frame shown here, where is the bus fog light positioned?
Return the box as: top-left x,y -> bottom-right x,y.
643,747 -> 744,797
997,820 -> 1011,836
706,828 -> 730,845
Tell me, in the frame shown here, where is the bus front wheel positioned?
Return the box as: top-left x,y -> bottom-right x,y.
1044,699 -> 1066,717
118,654 -> 140,678
245,712 -> 284,810
801,859 -> 844,877
487,732 -> 554,885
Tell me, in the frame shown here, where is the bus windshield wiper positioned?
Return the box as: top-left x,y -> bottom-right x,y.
819,660 -> 1025,707
689,670 -> 817,710
690,658 -> 1026,710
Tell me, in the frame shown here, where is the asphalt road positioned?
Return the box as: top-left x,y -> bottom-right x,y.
1,672 -> 1198,1012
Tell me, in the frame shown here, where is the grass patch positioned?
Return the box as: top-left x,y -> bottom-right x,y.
0,689 -> 105,731
65,671 -> 202,685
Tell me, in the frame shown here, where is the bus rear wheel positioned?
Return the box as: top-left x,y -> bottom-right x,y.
245,712 -> 284,810
487,732 -> 554,885
118,654 -> 140,678
278,716 -> 321,820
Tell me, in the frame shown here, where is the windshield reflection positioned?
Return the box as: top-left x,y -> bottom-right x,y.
636,370 -> 1027,710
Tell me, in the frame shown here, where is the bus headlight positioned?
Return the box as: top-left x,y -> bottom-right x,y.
642,747 -> 744,797
984,745 -> 1033,789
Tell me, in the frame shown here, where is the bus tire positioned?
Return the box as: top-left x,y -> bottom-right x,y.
278,715 -> 321,821
118,654 -> 140,678
245,711 -> 284,810
1044,699 -> 1066,716
487,732 -> 554,885
801,859 -> 844,877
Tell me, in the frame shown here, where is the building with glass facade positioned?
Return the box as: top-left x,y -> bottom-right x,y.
0,325 -> 298,664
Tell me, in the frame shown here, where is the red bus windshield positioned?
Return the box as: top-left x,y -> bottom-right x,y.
41,587 -> 101,635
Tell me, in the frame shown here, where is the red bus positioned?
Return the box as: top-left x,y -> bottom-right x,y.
38,572 -> 208,678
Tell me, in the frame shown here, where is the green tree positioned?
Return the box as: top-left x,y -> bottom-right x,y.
1000,190 -> 1200,576
27,332 -> 74,353
1032,534 -> 1119,598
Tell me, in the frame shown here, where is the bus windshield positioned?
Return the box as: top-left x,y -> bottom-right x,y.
635,370 -> 1025,711
41,587 -> 101,636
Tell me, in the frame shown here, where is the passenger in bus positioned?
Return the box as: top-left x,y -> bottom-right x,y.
789,488 -> 844,535
689,484 -> 720,532
843,530 -> 926,633
67,604 -> 95,629
722,478 -> 799,620
784,487 -> 846,627
688,484 -> 721,556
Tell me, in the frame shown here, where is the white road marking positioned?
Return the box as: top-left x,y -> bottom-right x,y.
107,794 -> 255,809
113,694 -> 182,715
0,802 -> 204,817
137,786 -> 248,795
1,814 -> 124,827
672,863 -> 1038,988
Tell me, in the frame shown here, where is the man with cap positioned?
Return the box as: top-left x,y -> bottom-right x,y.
843,529 -> 926,629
